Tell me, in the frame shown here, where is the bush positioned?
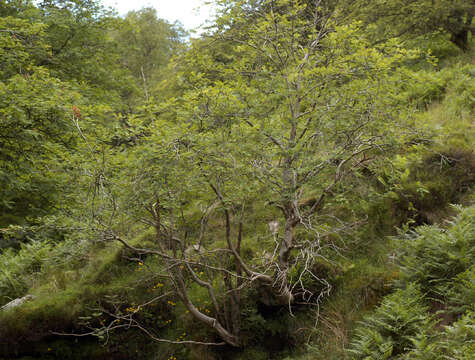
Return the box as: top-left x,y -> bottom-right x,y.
348,205 -> 475,359
404,311 -> 475,360
0,241 -> 54,305
446,266 -> 475,314
348,284 -> 434,359
396,206 -> 475,301
439,311 -> 475,359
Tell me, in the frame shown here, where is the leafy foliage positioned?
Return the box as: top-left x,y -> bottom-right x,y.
349,284 -> 435,359
349,205 -> 475,359
344,0 -> 474,51
396,206 -> 475,303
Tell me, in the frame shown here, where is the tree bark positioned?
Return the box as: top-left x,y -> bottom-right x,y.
450,28 -> 470,51
175,268 -> 240,347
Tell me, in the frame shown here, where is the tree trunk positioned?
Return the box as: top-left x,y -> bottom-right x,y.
175,268 -> 241,347
276,159 -> 297,305
450,28 -> 469,51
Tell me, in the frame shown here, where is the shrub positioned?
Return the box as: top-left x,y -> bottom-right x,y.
404,311 -> 475,360
396,206 -> 475,301
348,284 -> 435,359
0,241 -> 54,305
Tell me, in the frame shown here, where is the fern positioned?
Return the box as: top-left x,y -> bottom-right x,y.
348,284 -> 435,359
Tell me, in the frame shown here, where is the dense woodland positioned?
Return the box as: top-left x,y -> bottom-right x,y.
0,0 -> 474,359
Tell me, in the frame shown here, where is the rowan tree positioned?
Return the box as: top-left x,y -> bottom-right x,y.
88,0 -> 421,347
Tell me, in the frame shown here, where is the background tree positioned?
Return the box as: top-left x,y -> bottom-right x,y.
343,0 -> 474,51
0,11 -> 80,226
38,0 -> 120,85
113,8 -> 185,104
